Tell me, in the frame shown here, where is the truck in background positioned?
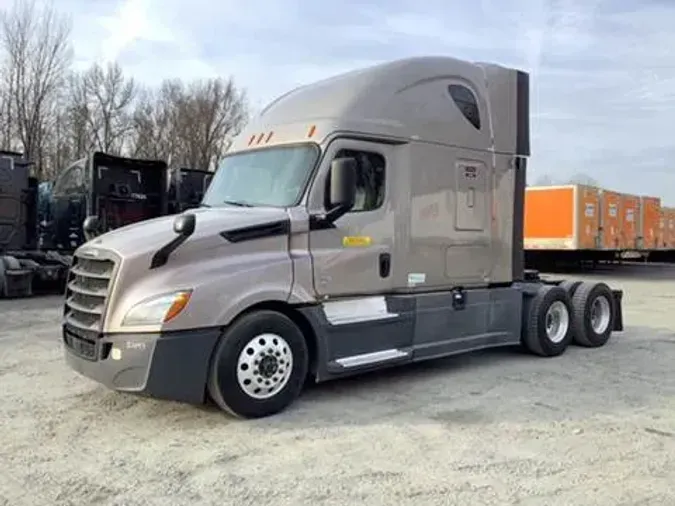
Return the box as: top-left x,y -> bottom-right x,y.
0,150 -> 213,298
0,151 -> 70,297
61,56 -> 625,419
51,152 -> 169,251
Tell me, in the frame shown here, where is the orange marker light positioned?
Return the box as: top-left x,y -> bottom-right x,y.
163,291 -> 192,323
307,124 -> 316,138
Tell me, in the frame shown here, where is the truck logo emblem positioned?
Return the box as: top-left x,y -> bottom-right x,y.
126,341 -> 146,351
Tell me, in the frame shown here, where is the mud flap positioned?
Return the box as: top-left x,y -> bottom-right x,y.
611,289 -> 624,332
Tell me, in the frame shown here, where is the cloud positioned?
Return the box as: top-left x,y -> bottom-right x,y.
25,0 -> 675,204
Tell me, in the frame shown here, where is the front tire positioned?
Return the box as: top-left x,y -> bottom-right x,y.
207,310 -> 309,419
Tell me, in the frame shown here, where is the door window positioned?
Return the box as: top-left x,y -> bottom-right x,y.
326,149 -> 386,212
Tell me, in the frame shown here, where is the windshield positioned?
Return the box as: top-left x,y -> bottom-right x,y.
52,158 -> 87,197
202,144 -> 320,208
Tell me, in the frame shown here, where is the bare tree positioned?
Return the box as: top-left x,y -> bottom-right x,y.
70,62 -> 136,154
0,0 -> 72,177
0,1 -> 250,180
0,84 -> 8,148
131,81 -> 182,161
40,83 -> 77,179
178,77 -> 248,169
131,77 -> 248,169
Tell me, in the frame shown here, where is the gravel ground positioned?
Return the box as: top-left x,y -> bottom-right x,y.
1,263 -> 675,506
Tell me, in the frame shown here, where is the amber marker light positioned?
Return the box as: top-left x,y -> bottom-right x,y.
163,291 -> 192,323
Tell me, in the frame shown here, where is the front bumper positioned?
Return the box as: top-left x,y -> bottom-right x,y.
62,324 -> 221,404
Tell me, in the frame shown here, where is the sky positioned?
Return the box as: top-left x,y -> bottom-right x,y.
5,0 -> 675,203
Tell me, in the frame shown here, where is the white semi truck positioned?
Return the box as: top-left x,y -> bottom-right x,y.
61,56 -> 624,419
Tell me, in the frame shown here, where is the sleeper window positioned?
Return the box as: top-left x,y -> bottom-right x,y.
448,84 -> 481,130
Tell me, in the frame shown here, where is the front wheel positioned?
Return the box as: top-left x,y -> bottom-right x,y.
207,310 -> 309,419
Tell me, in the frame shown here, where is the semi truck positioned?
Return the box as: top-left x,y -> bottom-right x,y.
0,150 -> 212,298
0,151 -> 70,297
51,152 -> 170,251
61,56 -> 625,419
50,152 -> 212,251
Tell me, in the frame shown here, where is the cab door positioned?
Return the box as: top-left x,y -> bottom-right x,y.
307,138 -> 397,297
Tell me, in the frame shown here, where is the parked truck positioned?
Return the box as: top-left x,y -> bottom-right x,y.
1,151 -> 214,298
61,56 -> 625,419
0,151 -> 70,297
51,152 -> 170,251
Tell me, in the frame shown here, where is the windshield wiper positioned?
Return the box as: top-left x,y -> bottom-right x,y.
223,200 -> 254,207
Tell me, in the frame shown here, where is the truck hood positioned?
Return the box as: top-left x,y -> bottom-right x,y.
80,206 -> 290,258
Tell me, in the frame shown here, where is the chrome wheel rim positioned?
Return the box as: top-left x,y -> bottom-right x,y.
545,300 -> 570,344
590,295 -> 611,334
237,333 -> 293,399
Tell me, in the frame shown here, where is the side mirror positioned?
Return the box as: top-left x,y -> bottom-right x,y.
151,212 -> 197,269
82,215 -> 100,241
173,212 -> 196,237
327,157 -> 357,222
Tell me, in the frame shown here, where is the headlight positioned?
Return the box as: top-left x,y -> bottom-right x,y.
122,290 -> 192,327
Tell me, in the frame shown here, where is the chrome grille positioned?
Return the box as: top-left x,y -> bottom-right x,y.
64,253 -> 117,337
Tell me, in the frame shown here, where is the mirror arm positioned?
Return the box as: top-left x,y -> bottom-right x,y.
325,203 -> 349,223
150,213 -> 196,269
150,234 -> 188,269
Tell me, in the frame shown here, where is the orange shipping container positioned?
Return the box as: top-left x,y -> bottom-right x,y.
640,196 -> 661,250
524,185 -> 600,250
598,189 -> 622,250
620,194 -> 640,250
663,207 -> 675,248
656,207 -> 668,249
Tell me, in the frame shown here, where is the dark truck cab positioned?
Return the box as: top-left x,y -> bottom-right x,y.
52,152 -> 168,251
0,151 -> 69,297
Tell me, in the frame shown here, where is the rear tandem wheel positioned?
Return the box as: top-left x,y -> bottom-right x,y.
522,285 -> 574,357
569,281 -> 616,348
522,281 -> 617,357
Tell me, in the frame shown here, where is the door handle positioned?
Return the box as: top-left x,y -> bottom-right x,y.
379,253 -> 391,278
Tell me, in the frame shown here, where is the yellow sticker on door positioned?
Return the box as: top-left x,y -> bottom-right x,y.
342,236 -> 372,247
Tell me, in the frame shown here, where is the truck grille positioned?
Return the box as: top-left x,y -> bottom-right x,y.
64,252 -> 117,337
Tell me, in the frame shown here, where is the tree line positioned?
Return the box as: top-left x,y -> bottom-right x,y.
0,0 -> 249,181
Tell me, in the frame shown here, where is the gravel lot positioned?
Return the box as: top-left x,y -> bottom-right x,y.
2,263 -> 675,506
